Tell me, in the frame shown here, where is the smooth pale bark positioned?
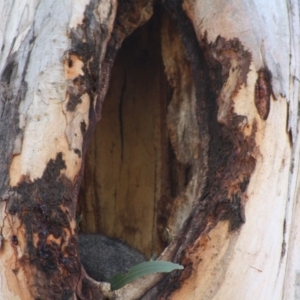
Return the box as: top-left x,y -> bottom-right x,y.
169,1 -> 300,300
0,1 -> 118,299
0,0 -> 299,300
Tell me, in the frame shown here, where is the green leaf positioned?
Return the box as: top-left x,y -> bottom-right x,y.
109,261 -> 184,291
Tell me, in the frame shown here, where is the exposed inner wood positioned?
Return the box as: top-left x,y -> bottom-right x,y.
78,14 -> 183,257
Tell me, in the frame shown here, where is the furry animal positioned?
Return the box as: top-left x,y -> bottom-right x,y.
78,234 -> 146,282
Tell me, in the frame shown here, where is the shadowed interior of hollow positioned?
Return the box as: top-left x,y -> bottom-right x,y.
77,12 -> 184,258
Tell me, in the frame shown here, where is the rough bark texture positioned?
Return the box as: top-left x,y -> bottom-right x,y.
0,0 -> 299,300
0,1 -> 114,298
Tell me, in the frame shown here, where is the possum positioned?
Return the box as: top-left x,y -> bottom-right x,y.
78,234 -> 146,282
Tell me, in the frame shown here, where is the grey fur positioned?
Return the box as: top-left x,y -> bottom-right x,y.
78,234 -> 146,282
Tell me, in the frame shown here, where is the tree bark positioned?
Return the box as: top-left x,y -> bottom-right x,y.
0,0 -> 299,299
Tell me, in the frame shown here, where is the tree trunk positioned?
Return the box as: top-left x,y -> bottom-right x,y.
0,0 -> 299,299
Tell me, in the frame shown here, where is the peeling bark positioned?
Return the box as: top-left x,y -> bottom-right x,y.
0,0 -> 299,300
0,0 -> 154,299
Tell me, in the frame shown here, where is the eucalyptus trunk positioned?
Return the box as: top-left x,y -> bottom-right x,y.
0,0 -> 299,299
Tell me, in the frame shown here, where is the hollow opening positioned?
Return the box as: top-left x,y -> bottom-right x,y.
77,9 -> 191,260
78,13 -> 168,258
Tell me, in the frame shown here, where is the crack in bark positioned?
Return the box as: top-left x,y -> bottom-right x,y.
118,72 -> 127,163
